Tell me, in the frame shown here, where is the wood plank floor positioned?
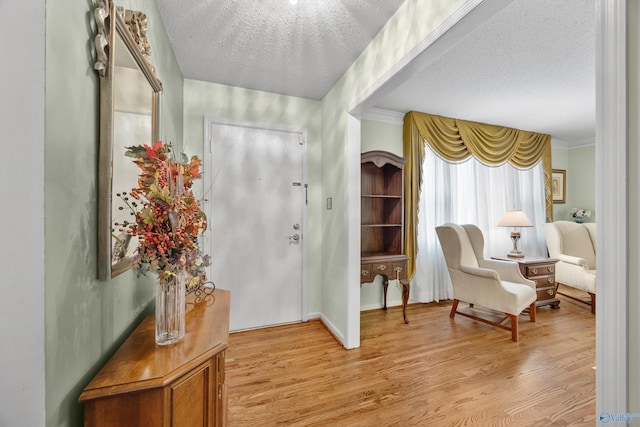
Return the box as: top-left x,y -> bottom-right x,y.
226,290 -> 595,426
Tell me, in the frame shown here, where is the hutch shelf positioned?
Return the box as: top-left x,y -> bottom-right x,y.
361,150 -> 410,323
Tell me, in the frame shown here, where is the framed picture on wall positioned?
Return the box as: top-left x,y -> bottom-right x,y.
552,169 -> 566,203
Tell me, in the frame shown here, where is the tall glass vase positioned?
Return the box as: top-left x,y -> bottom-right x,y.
155,268 -> 186,345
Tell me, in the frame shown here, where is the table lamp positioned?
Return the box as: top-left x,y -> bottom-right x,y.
497,210 -> 533,258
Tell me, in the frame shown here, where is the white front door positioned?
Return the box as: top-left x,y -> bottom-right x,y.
205,120 -> 306,331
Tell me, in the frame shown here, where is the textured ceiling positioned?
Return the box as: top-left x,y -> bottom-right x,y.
156,0 -> 406,100
371,0 -> 595,143
156,0 -> 595,144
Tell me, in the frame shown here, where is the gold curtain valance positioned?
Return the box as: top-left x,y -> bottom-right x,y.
403,111 -> 553,281
406,111 -> 551,168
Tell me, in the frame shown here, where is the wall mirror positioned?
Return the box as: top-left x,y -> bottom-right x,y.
95,0 -> 163,280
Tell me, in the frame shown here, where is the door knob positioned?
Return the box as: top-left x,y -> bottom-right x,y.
289,234 -> 300,241
293,223 -> 300,230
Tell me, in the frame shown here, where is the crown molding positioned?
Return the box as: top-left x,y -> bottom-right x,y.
361,108 -> 404,125
551,138 -> 571,149
552,136 -> 596,149
569,136 -> 596,148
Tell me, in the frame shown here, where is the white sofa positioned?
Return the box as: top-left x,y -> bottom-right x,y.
543,221 -> 596,313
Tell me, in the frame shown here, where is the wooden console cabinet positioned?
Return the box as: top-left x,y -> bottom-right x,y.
80,289 -> 231,427
492,256 -> 560,309
361,151 -> 409,323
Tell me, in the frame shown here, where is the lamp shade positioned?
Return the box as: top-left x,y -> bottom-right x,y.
497,210 -> 533,227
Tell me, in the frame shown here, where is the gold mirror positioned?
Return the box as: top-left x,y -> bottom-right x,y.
95,0 -> 162,280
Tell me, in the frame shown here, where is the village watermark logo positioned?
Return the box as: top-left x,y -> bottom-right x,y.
599,412 -> 640,424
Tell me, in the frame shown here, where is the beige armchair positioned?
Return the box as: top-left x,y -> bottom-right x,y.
436,223 -> 537,342
543,221 -> 596,313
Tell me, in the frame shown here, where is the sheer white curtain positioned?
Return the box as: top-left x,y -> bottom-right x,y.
412,144 -> 548,303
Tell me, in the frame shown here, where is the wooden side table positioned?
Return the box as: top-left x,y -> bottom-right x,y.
361,254 -> 410,323
492,256 -> 560,309
80,289 -> 230,426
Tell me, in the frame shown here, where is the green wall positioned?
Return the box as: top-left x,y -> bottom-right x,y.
182,79 -> 323,314
552,145 -> 596,223
551,146 -> 569,220
361,120 -> 403,154
568,145 -> 596,222
44,0 -> 183,425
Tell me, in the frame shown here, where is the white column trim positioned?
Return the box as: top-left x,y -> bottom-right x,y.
595,0 -> 627,420
344,113 -> 361,349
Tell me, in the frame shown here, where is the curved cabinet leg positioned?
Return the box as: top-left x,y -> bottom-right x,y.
382,274 -> 389,310
401,279 -> 410,324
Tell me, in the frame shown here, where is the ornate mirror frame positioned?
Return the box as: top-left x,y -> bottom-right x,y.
95,0 -> 163,280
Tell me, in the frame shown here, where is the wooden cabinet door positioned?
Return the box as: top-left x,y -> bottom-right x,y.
171,361 -> 215,427
83,389 -> 165,427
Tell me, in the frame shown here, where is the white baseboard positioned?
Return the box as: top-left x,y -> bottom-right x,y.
360,299 -> 405,311
318,313 -> 344,347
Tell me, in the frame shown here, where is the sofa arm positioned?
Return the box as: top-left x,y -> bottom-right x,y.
480,259 -> 534,287
460,265 -> 500,280
558,254 -> 588,268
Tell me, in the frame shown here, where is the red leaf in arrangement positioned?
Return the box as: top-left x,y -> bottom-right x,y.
144,144 -> 157,159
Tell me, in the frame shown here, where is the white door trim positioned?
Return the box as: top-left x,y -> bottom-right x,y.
595,0 -> 627,417
202,116 -> 309,323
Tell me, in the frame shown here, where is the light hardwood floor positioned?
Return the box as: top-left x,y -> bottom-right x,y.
226,290 -> 595,426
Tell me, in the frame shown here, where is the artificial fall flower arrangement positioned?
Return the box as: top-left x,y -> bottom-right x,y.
119,141 -> 210,287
